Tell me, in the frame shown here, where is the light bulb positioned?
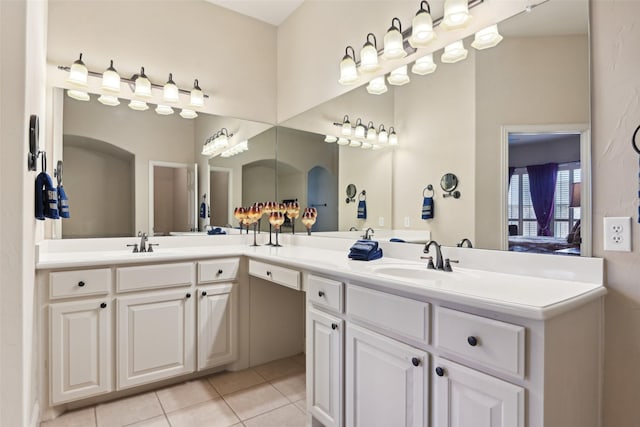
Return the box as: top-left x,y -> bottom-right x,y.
67,53 -> 88,87
101,60 -> 120,93
412,53 -> 437,75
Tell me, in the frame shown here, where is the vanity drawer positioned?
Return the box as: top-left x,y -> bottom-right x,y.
116,262 -> 194,293
50,268 -> 111,299
346,284 -> 430,343
435,306 -> 525,378
307,274 -> 343,313
248,260 -> 300,291
198,258 -> 240,283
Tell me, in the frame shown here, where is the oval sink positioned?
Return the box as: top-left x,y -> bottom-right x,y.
369,264 -> 475,282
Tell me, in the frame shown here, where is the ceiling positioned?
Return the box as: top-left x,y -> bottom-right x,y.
203,0 -> 305,26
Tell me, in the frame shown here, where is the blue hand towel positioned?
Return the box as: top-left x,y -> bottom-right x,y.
357,199 -> 367,219
35,172 -> 59,220
421,196 -> 434,219
390,238 -> 406,243
58,184 -> 70,218
349,248 -> 383,261
207,227 -> 227,235
348,240 -> 383,261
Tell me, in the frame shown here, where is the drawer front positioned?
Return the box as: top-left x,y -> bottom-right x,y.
435,306 -> 525,378
307,275 -> 343,313
198,258 -> 240,283
249,259 -> 300,291
50,269 -> 111,299
117,263 -> 194,293
346,284 -> 430,344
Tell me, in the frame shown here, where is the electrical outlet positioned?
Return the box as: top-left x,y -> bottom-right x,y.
378,216 -> 385,227
603,217 -> 632,252
404,217 -> 411,228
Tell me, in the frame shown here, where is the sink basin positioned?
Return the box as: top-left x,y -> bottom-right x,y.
369,263 -> 475,282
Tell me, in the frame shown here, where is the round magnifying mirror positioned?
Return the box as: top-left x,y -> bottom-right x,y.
440,173 -> 458,192
346,184 -> 357,198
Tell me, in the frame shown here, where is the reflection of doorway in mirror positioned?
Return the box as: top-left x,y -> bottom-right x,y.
307,166 -> 338,232
501,124 -> 591,257
149,161 -> 197,236
210,168 -> 231,227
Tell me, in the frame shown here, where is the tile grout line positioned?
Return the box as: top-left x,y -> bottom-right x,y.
152,391 -> 174,427
94,406 -> 98,427
239,401 -> 297,425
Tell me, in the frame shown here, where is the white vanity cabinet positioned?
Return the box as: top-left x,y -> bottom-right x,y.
197,283 -> 237,370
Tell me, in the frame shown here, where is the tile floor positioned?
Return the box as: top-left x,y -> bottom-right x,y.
41,354 -> 307,427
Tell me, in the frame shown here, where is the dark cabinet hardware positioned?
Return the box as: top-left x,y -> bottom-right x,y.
467,336 -> 478,346
318,291 -> 325,297
412,357 -> 421,367
202,291 -> 207,296
100,302 -> 107,309
217,269 -> 223,275
435,367 -> 445,377
186,293 -> 191,298
78,281 -> 85,287
331,323 -> 338,330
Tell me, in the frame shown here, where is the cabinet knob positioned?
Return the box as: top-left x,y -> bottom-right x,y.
202,291 -> 207,296
217,269 -> 223,275
78,281 -> 85,287
467,336 -> 478,347
318,291 -> 325,297
266,271 -> 272,277
435,367 -> 445,377
100,302 -> 107,309
186,293 -> 191,298
412,357 -> 421,367
331,323 -> 338,330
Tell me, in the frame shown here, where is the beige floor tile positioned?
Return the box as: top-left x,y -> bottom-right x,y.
40,407 -> 96,427
290,353 -> 306,367
96,392 -> 163,427
254,357 -> 305,381
293,398 -> 307,414
270,373 -> 306,402
209,368 -> 265,395
166,398 -> 239,427
156,378 -> 220,412
124,415 -> 170,427
223,383 -> 289,420
243,404 -> 307,427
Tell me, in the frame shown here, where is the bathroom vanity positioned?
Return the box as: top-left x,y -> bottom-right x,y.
35,235 -> 605,427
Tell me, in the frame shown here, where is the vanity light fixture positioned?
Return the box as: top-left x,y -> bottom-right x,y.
388,127 -> 399,145
337,137 -> 350,146
366,76 -> 388,95
216,128 -> 230,148
128,99 -> 149,111
359,33 -> 381,73
341,115 -> 352,136
354,118 -> 366,139
409,1 -> 436,48
471,24 -> 504,50
349,140 -> 362,148
189,79 -> 204,108
163,73 -> 180,103
387,64 -> 410,86
382,18 -> 407,60
378,125 -> 388,143
220,140 -> 249,158
67,89 -> 90,102
67,53 -> 88,87
101,60 -> 120,93
325,135 -> 338,143
202,128 -> 235,156
361,142 -> 373,149
441,40 -> 468,63
98,94 -> 120,106
133,67 -> 152,98
442,0 -> 471,30
180,108 -> 198,119
155,104 -> 174,115
366,121 -> 377,141
339,46 -> 359,85
412,53 -> 437,75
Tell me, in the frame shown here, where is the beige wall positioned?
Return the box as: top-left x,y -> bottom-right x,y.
592,2 -> 640,426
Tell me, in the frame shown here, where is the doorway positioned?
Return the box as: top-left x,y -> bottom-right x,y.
210,168 -> 231,227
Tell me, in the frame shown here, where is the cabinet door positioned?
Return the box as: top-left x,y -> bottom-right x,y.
50,298 -> 111,404
307,308 -> 343,427
433,357 -> 525,427
197,283 -> 237,370
117,289 -> 195,389
346,324 -> 428,427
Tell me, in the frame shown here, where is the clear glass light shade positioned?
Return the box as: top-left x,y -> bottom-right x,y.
442,0 -> 471,29
372,144 -> 384,150
412,53 -> 437,75
101,61 -> 120,93
189,80 -> 204,108
325,135 -> 338,143
471,24 -> 504,50
67,54 -> 88,87
388,65 -> 410,86
155,104 -> 174,115
180,109 -> 198,119
163,74 -> 180,103
349,140 -> 361,147
367,76 -> 388,95
409,11 -> 436,48
128,99 -> 149,111
382,28 -> 406,60
337,138 -> 350,146
67,89 -> 89,101
339,56 -> 358,85
98,94 -> 120,106
441,40 -> 468,63
359,44 -> 380,73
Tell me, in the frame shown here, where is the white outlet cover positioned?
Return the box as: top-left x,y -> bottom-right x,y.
603,217 -> 632,252
404,217 -> 411,228
378,216 -> 384,226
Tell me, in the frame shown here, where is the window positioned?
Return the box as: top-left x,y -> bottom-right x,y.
508,162 -> 581,238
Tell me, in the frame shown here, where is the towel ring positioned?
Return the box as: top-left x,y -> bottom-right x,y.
358,190 -> 367,201
633,124 -> 640,155
423,185 -> 434,198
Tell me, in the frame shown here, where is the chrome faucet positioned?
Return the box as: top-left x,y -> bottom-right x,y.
457,238 -> 473,248
422,240 -> 444,271
138,231 -> 148,253
363,227 -> 375,240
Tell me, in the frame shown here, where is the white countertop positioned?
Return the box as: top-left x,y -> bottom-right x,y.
36,235 -> 606,320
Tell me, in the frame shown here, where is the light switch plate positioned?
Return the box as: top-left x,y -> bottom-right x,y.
378,217 -> 384,226
404,217 -> 411,228
603,217 -> 632,252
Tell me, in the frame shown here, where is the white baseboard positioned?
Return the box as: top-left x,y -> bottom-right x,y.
29,401 -> 40,427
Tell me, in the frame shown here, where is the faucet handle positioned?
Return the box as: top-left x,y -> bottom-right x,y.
147,243 -> 159,253
444,258 -> 459,272
420,255 -> 436,270
126,243 -> 139,253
